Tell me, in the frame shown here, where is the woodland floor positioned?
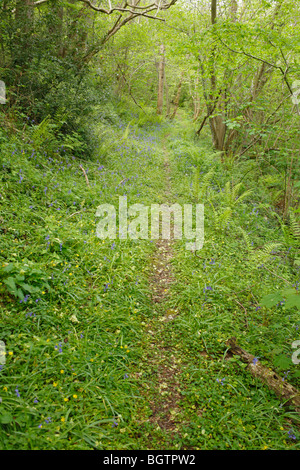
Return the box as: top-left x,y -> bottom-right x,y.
137,143 -> 183,447
0,109 -> 299,451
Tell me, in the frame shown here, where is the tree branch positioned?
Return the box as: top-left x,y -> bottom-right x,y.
216,36 -> 294,97
34,0 -> 178,48
34,0 -> 177,17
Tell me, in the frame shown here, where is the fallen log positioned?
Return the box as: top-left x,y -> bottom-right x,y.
226,337 -> 300,413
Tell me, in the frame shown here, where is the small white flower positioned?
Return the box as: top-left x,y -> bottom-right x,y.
70,314 -> 79,323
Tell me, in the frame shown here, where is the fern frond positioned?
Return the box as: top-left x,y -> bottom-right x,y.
289,212 -> 300,239
237,226 -> 253,252
232,182 -> 242,201
224,181 -> 231,205
31,115 -> 52,147
199,168 -> 215,199
261,242 -> 282,255
33,115 -> 50,134
213,207 -> 232,231
222,181 -> 252,207
234,188 -> 253,205
250,242 -> 282,265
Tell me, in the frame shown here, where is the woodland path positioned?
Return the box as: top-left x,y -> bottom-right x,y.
133,138 -> 188,449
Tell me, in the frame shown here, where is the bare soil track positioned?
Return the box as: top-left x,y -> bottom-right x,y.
144,144 -> 185,445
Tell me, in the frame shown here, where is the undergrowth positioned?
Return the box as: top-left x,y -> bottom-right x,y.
0,104 -> 299,450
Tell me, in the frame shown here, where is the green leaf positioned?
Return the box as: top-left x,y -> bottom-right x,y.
17,288 -> 24,300
273,354 -> 291,370
0,413 -> 13,424
19,283 -> 39,293
285,294 -> 300,308
281,288 -> 298,296
4,277 -> 17,292
260,292 -> 283,307
2,263 -> 14,273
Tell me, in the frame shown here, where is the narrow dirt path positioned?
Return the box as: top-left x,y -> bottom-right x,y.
139,140 -> 185,448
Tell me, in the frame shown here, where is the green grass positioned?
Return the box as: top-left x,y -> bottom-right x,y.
0,105 -> 299,450
0,107 -> 167,449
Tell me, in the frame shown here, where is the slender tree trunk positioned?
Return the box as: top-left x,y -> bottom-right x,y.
170,72 -> 184,119
14,0 -> 34,67
230,0 -> 238,20
165,81 -> 171,118
192,75 -> 201,121
188,72 -> 201,121
206,0 -> 241,152
48,1 -> 65,57
207,0 -> 227,151
57,5 -> 65,58
235,1 -> 283,150
0,0 -> 9,65
211,0 -> 217,24
157,44 -> 165,115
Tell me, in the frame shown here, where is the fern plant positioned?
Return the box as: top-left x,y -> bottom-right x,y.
191,151 -> 223,202
289,212 -> 300,241
252,242 -> 283,266
271,210 -> 300,266
223,181 -> 253,208
31,115 -> 53,149
197,167 -> 215,201
208,180 -> 253,233
30,112 -> 67,154
210,203 -> 232,233
235,226 -> 282,264
237,226 -> 253,252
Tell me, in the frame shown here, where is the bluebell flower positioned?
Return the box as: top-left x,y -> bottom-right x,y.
203,286 -> 213,292
288,429 -> 296,440
282,371 -> 290,382
216,378 -> 225,385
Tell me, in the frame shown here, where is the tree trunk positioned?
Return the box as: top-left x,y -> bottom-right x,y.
226,338 -> 300,413
48,1 -> 65,57
209,112 -> 226,151
157,44 -> 165,115
208,0 -> 227,151
170,72 -> 184,119
0,1 -> 9,65
211,0 -> 217,24
165,81 -> 171,118
230,0 -> 238,21
14,0 -> 34,67
191,75 -> 201,121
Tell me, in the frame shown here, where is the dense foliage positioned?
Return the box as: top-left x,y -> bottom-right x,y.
0,0 -> 299,451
